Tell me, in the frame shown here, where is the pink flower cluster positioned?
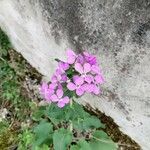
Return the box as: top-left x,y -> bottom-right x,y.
40,49 -> 104,108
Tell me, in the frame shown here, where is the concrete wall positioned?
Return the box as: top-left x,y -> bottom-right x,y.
0,0 -> 150,149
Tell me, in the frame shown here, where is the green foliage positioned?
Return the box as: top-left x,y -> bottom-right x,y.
32,106 -> 46,121
0,28 -> 117,150
89,130 -> 117,150
33,121 -> 53,147
45,104 -> 66,125
31,103 -> 117,150
0,121 -> 9,134
0,29 -> 36,149
53,128 -> 73,150
0,28 -> 12,57
73,116 -> 103,131
34,145 -> 49,150
70,140 -> 91,150
18,130 -> 34,150
70,130 -> 118,150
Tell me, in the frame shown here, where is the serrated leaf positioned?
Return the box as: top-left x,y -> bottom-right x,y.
90,130 -> 118,150
33,121 -> 53,147
73,116 -> 104,131
89,141 -> 117,150
70,139 -> 91,150
93,130 -> 110,140
65,103 -> 89,121
32,106 -> 46,121
70,145 -> 79,150
34,144 -> 49,150
46,104 -> 66,124
53,128 -> 73,150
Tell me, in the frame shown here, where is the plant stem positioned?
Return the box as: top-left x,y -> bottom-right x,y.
70,98 -> 73,108
0,56 -> 6,62
69,121 -> 73,132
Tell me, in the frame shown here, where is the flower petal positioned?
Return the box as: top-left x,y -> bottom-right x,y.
51,75 -> 57,83
73,75 -> 79,83
82,83 -> 94,93
58,83 -> 63,90
58,62 -> 70,70
56,89 -> 63,99
93,85 -> 100,95
95,75 -> 104,84
75,63 -> 83,74
49,83 -> 57,89
47,88 -> 54,95
76,54 -> 84,64
57,101 -> 65,108
84,75 -> 94,83
83,63 -> 91,73
89,57 -> 97,65
74,76 -> 84,85
61,96 -> 70,104
67,49 -> 76,56
67,49 -> 76,64
76,87 -> 84,96
67,82 -> 76,91
83,51 -> 90,57
83,52 -> 96,65
91,65 -> 101,74
51,94 -> 59,102
55,69 -> 62,76
44,91 -> 52,101
61,74 -> 68,82
67,56 -> 76,64
81,83 -> 88,92
39,82 -> 48,94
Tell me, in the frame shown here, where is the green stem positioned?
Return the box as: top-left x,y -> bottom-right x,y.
69,121 -> 73,132
70,98 -> 73,108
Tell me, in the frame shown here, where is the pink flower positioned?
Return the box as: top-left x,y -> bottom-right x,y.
91,65 -> 101,74
83,52 -> 97,65
40,49 -> 105,108
51,69 -> 68,83
76,54 -> 85,64
95,74 -> 105,84
82,83 -> 94,93
82,83 -> 101,95
92,84 -> 101,95
51,89 -> 70,108
67,76 -> 85,96
66,49 -> 77,64
75,63 -> 93,84
39,83 -> 55,102
58,61 -> 70,71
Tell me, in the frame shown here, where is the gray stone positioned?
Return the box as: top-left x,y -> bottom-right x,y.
0,0 -> 150,149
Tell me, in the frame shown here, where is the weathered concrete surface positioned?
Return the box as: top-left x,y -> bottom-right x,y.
0,0 -> 150,149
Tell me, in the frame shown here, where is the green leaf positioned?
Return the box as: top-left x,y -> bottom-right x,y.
90,130 -> 118,150
93,130 -> 110,140
32,106 -> 46,121
89,141 -> 117,150
73,116 -> 104,131
70,139 -> 91,150
65,103 -> 89,121
34,144 -> 49,150
46,104 -> 66,125
33,121 -> 53,147
53,128 -> 73,150
18,130 -> 34,149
